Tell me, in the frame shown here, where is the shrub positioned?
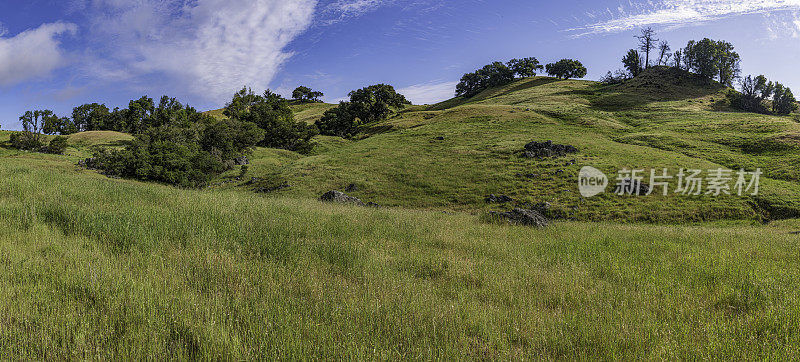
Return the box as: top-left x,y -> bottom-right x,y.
46,136 -> 69,154
93,118 -> 262,188
9,133 -> 44,151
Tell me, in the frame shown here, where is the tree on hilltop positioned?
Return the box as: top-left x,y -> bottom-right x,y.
507,58 -> 544,78
292,86 -> 324,103
622,50 -> 643,78
636,27 -> 658,69
545,59 -> 587,80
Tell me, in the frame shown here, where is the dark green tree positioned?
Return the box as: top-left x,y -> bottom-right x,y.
316,101 -> 359,138
622,50 -> 643,77
545,59 -> 588,80
72,103 -> 110,132
347,84 -> 411,124
43,116 -> 77,135
507,58 -> 543,78
224,88 -> 318,153
292,86 -> 324,102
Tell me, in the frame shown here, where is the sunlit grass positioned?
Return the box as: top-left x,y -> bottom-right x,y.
0,157 -> 799,358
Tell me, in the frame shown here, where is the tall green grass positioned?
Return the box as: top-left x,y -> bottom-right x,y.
0,157 -> 799,358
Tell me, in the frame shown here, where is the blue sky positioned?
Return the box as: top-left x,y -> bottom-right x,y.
2,0 -> 800,130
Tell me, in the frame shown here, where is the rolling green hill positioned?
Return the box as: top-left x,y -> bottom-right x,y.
2,68 -> 800,358
206,68 -> 800,223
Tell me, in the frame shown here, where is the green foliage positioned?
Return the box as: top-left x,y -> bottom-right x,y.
731,75 -> 796,115
622,49 -> 643,77
43,114 -> 77,135
45,136 -> 69,154
224,88 -> 318,153
347,84 -> 411,123
316,84 -> 410,138
772,83 -> 798,115
545,59 -> 587,79
456,61 -> 516,98
292,86 -> 324,102
507,57 -> 543,78
317,101 -> 359,138
682,38 -> 740,87
11,110 -> 50,150
72,103 -> 111,132
9,132 -> 43,151
90,99 -> 264,187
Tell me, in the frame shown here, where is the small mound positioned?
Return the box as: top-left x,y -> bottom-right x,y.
68,131 -> 133,147
613,66 -> 727,100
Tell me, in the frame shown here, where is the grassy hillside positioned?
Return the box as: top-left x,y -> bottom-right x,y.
207,68 -> 800,222
1,153 -> 800,358
2,70 -> 800,358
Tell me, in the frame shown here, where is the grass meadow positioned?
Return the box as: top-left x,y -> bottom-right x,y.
0,155 -> 799,359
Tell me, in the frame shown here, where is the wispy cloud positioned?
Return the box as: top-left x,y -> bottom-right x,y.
319,0 -> 395,24
571,0 -> 800,36
0,22 -> 77,87
398,80 -> 457,105
78,0 -> 318,102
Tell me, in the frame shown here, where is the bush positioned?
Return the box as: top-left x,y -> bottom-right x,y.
92,118 -> 262,188
600,70 -> 630,85
46,136 -> 69,154
9,132 -> 44,151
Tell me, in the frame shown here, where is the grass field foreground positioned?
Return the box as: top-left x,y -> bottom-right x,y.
0,156 -> 799,358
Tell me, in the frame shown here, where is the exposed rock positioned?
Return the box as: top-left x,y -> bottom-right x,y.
485,194 -> 513,203
522,140 -> 579,159
345,183 -> 358,192
614,178 -> 651,196
531,202 -> 551,214
233,155 -> 249,165
320,190 -> 365,206
433,136 -> 445,141
489,208 -> 548,228
365,202 -> 381,208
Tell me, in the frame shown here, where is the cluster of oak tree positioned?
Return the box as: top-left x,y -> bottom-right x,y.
605,27 -> 797,115
10,84 -> 410,187
456,58 -> 587,98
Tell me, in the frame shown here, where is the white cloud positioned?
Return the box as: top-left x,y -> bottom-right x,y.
0,22 -> 77,87
82,0 -> 317,102
571,0 -> 800,36
398,80 -> 457,105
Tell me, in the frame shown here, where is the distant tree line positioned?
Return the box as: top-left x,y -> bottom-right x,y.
603,27 -> 797,115
455,57 -> 586,98
7,83 -> 412,186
